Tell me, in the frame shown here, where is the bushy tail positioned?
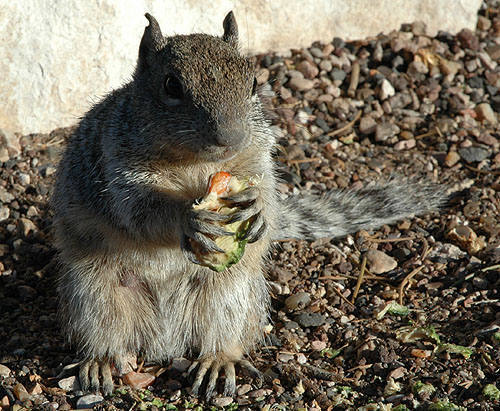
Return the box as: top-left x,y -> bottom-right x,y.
273,180 -> 447,241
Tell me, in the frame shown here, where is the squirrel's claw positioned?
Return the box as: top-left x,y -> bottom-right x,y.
244,213 -> 267,243
188,356 -> 261,399
226,200 -> 261,224
224,186 -> 259,204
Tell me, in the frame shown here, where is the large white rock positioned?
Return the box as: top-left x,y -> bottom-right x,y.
0,0 -> 481,135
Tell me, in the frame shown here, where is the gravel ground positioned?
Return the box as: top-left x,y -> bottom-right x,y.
1,1 -> 499,410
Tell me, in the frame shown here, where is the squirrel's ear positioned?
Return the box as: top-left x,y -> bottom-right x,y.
137,13 -> 164,73
142,13 -> 163,52
222,11 -> 238,48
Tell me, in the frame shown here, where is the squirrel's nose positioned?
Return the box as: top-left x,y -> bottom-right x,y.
214,127 -> 245,147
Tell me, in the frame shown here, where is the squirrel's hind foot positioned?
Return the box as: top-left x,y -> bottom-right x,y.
79,359 -> 114,396
188,355 -> 261,399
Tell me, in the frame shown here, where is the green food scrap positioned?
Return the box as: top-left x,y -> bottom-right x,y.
428,400 -> 465,410
483,383 -> 500,400
397,326 -> 441,344
392,405 -> 409,411
320,347 -> 342,359
437,343 -> 474,359
376,301 -> 409,320
412,380 -> 436,395
493,332 -> 500,345
151,398 -> 164,407
384,377 -> 402,396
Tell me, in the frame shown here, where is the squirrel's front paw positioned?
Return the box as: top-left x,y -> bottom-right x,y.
181,208 -> 234,264
224,186 -> 267,243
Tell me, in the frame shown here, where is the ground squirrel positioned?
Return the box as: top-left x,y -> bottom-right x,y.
52,12 -> 445,398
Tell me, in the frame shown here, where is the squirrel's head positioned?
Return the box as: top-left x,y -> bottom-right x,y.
133,12 -> 265,164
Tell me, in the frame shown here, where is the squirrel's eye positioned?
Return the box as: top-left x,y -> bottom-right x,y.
252,77 -> 258,95
164,75 -> 184,100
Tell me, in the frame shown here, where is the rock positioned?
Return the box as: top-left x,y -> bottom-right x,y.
477,133 -> 498,146
429,243 -> 467,260
485,45 -> 500,61
411,21 -> 427,35
76,394 -> 104,409
0,364 -> 11,377
237,383 -> 252,396
0,188 -> 14,203
444,151 -> 460,167
248,388 -> 272,398
394,139 -> 416,150
288,77 -> 315,91
439,59 -> 461,77
458,146 -> 491,163
294,312 -> 326,328
0,128 -> 21,157
478,51 -> 497,71
122,371 -> 155,389
447,225 -> 486,254
475,103 -> 498,125
0,207 -> 9,222
17,173 -> 30,186
285,292 -> 311,311
359,116 -> 377,135
43,166 -> 57,177
375,122 -> 400,142
457,28 -> 479,50
311,340 -> 327,351
365,249 -> 397,274
212,397 -> 233,407
330,69 -> 347,82
477,15 -> 491,31
13,383 -> 31,402
19,218 -> 37,236
58,376 -> 81,392
296,60 -> 319,79
408,60 -> 429,75
170,357 -> 191,373
379,79 -> 395,100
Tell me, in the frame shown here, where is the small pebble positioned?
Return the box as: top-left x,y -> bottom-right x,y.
459,146 -> 491,163
359,116 -> 377,135
394,139 -> 416,150
365,249 -> 397,274
445,151 -> 461,167
122,371 -> 155,390
285,292 -> 311,311
58,376 -> 80,392
0,364 -> 11,377
288,77 -> 314,91
212,397 -> 233,407
294,312 -> 326,327
475,103 -> 498,125
237,383 -> 252,396
76,394 -> 104,409
379,79 -> 395,100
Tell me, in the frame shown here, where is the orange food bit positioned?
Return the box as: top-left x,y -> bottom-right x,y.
208,171 -> 232,195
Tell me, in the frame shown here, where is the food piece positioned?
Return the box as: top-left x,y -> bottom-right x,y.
191,171 -> 256,272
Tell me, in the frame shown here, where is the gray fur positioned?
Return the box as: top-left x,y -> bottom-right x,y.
52,11 -> 446,397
